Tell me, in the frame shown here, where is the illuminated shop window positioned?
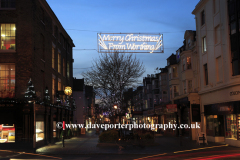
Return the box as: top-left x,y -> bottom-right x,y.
53,121 -> 56,138
0,64 -> 15,98
1,24 -> 16,50
36,121 -> 44,142
226,114 -> 237,139
0,124 -> 15,143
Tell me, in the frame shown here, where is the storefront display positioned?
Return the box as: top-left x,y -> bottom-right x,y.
53,121 -> 56,138
36,121 -> 44,142
0,124 -> 15,143
226,114 -> 237,139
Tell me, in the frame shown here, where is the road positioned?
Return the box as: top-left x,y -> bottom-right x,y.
0,130 -> 240,160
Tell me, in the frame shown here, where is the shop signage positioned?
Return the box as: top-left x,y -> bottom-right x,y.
166,104 -> 177,113
98,33 -> 164,53
147,109 -> 155,115
230,91 -> 240,96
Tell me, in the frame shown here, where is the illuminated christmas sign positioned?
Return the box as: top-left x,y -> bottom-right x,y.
98,33 -> 164,53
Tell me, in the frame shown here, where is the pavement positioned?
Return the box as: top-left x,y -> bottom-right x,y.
0,129 -> 239,160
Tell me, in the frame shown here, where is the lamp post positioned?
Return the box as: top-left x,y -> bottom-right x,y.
24,79 -> 36,153
63,86 -> 72,147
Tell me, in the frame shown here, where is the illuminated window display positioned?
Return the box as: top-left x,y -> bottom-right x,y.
1,24 -> 16,50
226,114 -> 237,139
0,124 -> 15,143
36,121 -> 44,142
53,121 -> 56,138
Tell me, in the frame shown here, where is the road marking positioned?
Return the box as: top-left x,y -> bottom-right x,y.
133,153 -> 167,160
0,149 -> 62,159
173,144 -> 228,153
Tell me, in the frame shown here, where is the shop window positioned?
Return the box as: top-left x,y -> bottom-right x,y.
0,64 -> 15,98
226,114 -> 237,139
0,124 -> 15,143
206,115 -> 224,136
0,0 -> 15,9
36,121 -> 44,142
1,24 -> 16,50
53,121 -> 56,138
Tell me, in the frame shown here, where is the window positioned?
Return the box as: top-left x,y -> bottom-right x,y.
183,80 -> 186,94
202,36 -> 207,52
63,58 -> 66,77
40,7 -> 44,23
0,124 -> 15,143
201,10 -> 205,26
58,51 -> 61,73
58,79 -> 61,91
187,57 -> 191,69
173,86 -> 179,97
52,46 -> 55,69
232,58 -> 239,76
0,64 -> 15,98
36,121 -> 44,142
168,68 -> 171,79
182,58 -> 186,71
213,0 -> 219,14
226,114 -> 237,139
40,34 -> 45,60
1,24 -> 16,50
0,0 -> 15,9
52,75 -> 55,103
216,56 -> 223,82
204,64 -> 208,85
67,61 -> 70,79
172,67 -> 178,78
188,80 -> 192,92
215,25 -> 221,44
188,39 -> 191,47
230,21 -> 236,35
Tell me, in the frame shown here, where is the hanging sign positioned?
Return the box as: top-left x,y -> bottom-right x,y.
98,33 -> 164,53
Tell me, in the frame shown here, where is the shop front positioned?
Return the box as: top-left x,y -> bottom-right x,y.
0,124 -> 15,143
204,101 -> 240,146
164,104 -> 177,136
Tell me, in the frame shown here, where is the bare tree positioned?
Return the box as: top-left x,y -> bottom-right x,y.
82,52 -> 145,114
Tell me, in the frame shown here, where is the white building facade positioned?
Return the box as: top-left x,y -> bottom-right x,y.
192,0 -> 240,147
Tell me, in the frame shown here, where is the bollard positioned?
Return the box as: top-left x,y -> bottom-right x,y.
203,134 -> 205,146
62,135 -> 65,147
180,134 -> 182,146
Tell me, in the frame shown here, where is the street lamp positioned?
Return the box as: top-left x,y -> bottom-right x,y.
24,79 -> 36,153
62,86 -> 72,147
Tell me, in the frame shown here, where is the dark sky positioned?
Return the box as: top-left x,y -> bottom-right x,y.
46,0 -> 200,80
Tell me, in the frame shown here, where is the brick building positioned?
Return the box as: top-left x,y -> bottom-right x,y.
0,0 -> 75,148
